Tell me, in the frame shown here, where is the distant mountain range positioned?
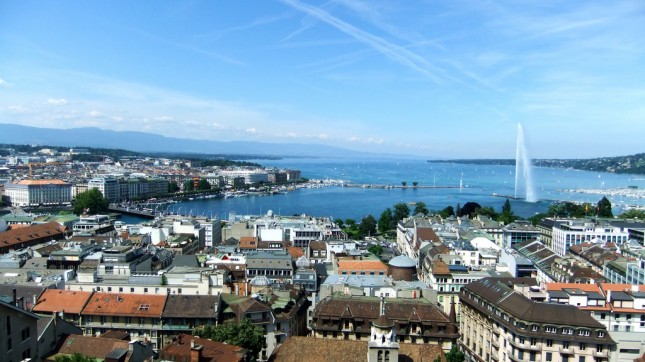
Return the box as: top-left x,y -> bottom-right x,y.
0,123 -> 375,158
429,154 -> 645,175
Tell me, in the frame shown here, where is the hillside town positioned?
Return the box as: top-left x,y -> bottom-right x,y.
1,147 -> 645,362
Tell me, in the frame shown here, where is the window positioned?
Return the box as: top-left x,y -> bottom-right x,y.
130,287 -> 135,292
580,343 -> 586,350
579,357 -> 585,362
531,325 -> 538,332
598,331 -> 605,338
546,339 -> 553,347
546,352 -> 552,362
597,345 -> 603,352
144,287 -> 148,293
563,341 -> 570,349
578,329 -> 590,336
545,326 -> 557,333
530,338 -> 536,346
20,327 -> 31,341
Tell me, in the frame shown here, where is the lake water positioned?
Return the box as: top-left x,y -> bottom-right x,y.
123,158 -> 645,223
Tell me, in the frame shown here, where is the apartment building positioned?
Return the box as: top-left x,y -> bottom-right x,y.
311,295 -> 458,350
460,278 -> 615,362
546,282 -> 645,361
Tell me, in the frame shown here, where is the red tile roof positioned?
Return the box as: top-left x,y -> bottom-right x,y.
337,259 -> 388,273
0,222 -> 67,249
160,334 -> 247,362
33,289 -> 93,315
81,292 -> 166,317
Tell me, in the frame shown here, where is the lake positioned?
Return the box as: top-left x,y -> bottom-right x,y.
123,158 -> 645,223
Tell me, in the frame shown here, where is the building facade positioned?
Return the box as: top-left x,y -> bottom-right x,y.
460,278 -> 615,362
4,179 -> 72,206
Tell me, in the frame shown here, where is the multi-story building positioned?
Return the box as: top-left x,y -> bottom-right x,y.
220,169 -> 269,185
246,250 -> 294,284
79,292 -> 167,350
552,220 -> 630,256
4,179 -> 72,206
0,299 -> 40,361
311,295 -> 458,351
603,258 -> 645,285
502,221 -> 541,248
88,177 -> 120,203
460,278 -> 615,362
546,282 -> 645,361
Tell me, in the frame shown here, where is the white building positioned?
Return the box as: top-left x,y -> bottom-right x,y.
220,169 -> 269,184
88,177 -> 120,203
552,220 -> 629,256
4,179 -> 72,206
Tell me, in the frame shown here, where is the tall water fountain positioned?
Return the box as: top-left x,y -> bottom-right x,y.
514,123 -> 538,202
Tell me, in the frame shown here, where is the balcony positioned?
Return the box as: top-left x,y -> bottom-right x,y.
492,338 -> 500,348
559,347 -> 574,354
594,350 -> 609,358
160,324 -> 192,330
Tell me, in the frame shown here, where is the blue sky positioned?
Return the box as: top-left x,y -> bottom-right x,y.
1,1 -> 644,159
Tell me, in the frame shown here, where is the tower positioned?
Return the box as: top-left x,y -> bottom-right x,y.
367,297 -> 400,362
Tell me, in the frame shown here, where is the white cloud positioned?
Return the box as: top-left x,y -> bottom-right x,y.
47,98 -> 68,105
246,127 -> 257,134
0,78 -> 11,87
7,105 -> 28,113
318,133 -> 329,139
153,116 -> 173,121
89,110 -> 102,117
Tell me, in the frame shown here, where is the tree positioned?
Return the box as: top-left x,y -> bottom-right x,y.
445,345 -> 465,362
194,318 -> 266,358
456,203 -> 461,217
55,353 -> 97,362
378,208 -> 393,233
368,245 -> 384,256
168,181 -> 180,193
334,218 -> 344,228
359,215 -> 377,237
412,181 -> 419,187
183,180 -> 195,192
393,203 -> 410,223
458,202 -> 481,217
498,199 -> 516,224
619,209 -> 645,219
413,201 -> 429,216
72,188 -> 109,215
475,206 -> 497,219
596,196 -> 613,218
439,206 -> 455,218
401,181 -> 407,187
196,178 -> 212,191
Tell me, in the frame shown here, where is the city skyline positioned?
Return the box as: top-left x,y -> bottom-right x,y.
1,1 -> 644,159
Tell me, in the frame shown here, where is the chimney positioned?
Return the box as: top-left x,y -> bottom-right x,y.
190,342 -> 203,362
